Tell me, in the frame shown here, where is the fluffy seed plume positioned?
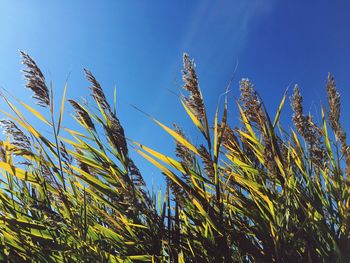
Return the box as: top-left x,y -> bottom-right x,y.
105,115 -> 128,158
222,126 -> 240,151
0,120 -> 31,153
198,145 -> 214,180
68,99 -> 95,131
164,173 -> 186,204
60,141 -> 73,166
291,85 -> 326,168
326,73 -> 348,156
182,53 -> 205,120
128,159 -> 145,188
84,69 -> 112,114
263,138 -> 277,174
239,78 -> 265,127
20,51 -> 50,107
74,147 -> 92,175
326,73 -> 341,129
0,146 -> 6,162
291,85 -> 306,136
174,124 -> 194,168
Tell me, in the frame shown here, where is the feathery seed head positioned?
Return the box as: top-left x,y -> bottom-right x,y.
239,78 -> 265,127
0,146 -> 6,162
20,51 -> 50,107
326,73 -> 348,157
68,99 -> 95,131
84,69 -> 112,114
182,53 -> 205,120
105,115 -> 128,158
291,85 -> 326,168
291,85 -> 307,137
326,73 -> 341,129
128,159 -> 145,188
0,119 -> 31,153
60,141 -> 72,166
165,173 -> 186,204
173,124 -> 194,168
75,148 -> 91,175
198,145 -> 214,180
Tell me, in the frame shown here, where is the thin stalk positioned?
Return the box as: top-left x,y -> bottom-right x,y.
51,111 -> 66,191
50,83 -> 66,191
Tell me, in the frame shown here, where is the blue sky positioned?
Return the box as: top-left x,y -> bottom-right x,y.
1,1 -> 350,187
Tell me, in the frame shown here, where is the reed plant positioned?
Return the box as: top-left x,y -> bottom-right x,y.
0,52 -> 349,262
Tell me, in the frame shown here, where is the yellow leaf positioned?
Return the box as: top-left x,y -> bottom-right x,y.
57,81 -> 68,134
0,162 -> 38,185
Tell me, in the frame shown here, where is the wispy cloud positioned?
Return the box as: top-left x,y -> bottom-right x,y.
179,0 -> 276,67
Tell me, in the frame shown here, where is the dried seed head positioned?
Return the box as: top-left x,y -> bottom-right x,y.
326,73 -> 341,129
291,85 -> 326,168
0,120 -> 31,153
60,141 -> 72,166
84,69 -> 112,114
105,115 -> 128,158
263,137 -> 277,175
165,174 -> 186,204
68,99 -> 95,131
198,145 -> 214,180
173,124 -> 194,168
291,85 -> 308,137
75,148 -> 91,175
0,146 -> 6,162
239,78 -> 265,127
128,159 -> 145,188
41,164 -> 52,177
182,53 -> 205,120
20,51 -> 50,107
222,126 -> 240,151
326,73 -> 348,156
281,142 -> 290,166
310,135 -> 327,169
40,164 -> 56,186
346,155 -> 350,178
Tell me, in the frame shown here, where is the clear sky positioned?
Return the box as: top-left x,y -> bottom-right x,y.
1,1 -> 350,187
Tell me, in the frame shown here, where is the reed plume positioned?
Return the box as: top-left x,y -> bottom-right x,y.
20,51 -> 50,107
74,147 -> 91,175
0,53 -> 349,262
60,141 -> 73,166
239,78 -> 265,128
173,124 -> 194,168
0,119 -> 31,153
128,159 -> 145,188
84,69 -> 112,115
198,145 -> 214,180
182,53 -> 205,121
326,73 -> 348,156
68,99 -> 95,131
105,114 -> 128,159
291,85 -> 326,168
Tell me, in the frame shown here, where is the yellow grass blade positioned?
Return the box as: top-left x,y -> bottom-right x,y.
273,90 -> 287,128
57,81 -> 68,134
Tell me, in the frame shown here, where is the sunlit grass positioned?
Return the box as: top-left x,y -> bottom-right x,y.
0,52 -> 349,262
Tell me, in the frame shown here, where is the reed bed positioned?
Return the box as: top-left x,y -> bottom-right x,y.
0,52 -> 349,262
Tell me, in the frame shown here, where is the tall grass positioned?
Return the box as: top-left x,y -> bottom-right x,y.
0,52 -> 349,262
